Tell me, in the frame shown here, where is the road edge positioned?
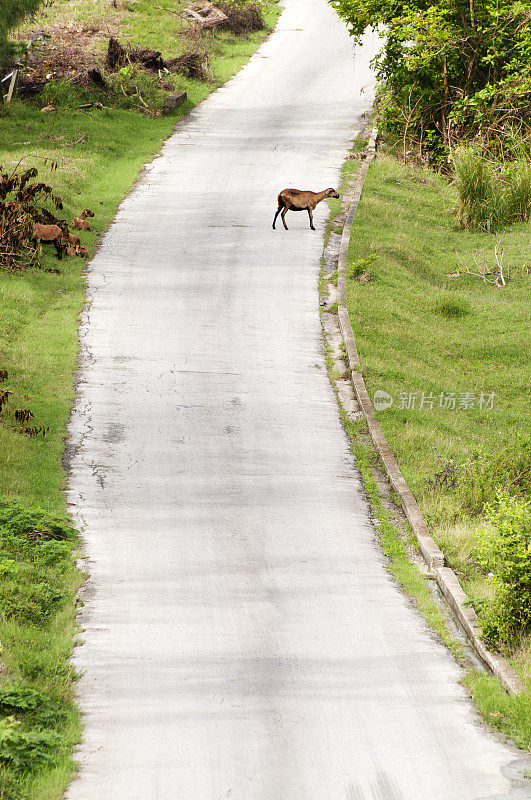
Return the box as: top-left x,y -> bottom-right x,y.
332,128 -> 525,696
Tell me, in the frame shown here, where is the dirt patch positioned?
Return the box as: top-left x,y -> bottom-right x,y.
19,22 -> 118,88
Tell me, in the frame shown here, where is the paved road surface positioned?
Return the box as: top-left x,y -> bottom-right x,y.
66,1 -> 526,798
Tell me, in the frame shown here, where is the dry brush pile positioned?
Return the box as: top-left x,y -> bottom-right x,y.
0,164 -> 63,271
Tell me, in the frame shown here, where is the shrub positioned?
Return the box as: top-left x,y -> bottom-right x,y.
456,437 -> 531,517
477,491 -> 531,649
330,0 -> 531,160
453,148 -> 531,231
0,686 -> 65,726
0,578 -> 66,624
0,717 -> 64,771
0,165 -> 64,271
349,254 -> 376,280
0,500 -> 75,542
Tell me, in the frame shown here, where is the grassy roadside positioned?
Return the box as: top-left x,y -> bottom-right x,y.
0,4 -> 280,797
323,148 -> 530,749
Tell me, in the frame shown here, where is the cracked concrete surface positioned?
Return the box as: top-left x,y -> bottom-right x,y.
65,1 -> 527,798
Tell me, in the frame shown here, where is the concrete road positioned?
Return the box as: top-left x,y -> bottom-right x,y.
65,1 -> 526,798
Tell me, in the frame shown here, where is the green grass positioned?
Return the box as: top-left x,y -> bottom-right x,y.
0,4 -> 280,796
463,671 -> 531,750
334,151 -> 530,747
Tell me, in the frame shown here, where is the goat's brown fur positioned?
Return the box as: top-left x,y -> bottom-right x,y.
272,187 -> 339,230
32,223 -> 64,259
72,208 -> 94,230
61,232 -> 80,246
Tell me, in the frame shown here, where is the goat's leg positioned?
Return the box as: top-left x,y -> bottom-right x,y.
53,237 -> 63,260
281,206 -> 289,230
272,204 -> 282,230
308,207 -> 315,230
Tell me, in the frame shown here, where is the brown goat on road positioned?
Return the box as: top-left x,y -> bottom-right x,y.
32,223 -> 65,259
72,209 -> 94,230
272,187 -> 339,231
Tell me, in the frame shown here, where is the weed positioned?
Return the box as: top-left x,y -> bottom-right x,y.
456,437 -> 531,517
348,253 -> 376,280
463,671 -> 531,750
427,460 -> 457,492
453,147 -> 531,231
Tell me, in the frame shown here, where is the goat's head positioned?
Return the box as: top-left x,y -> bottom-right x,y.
84,209 -> 95,218
326,188 -> 340,199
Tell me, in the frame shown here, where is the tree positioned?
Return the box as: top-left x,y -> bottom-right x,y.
330,0 -> 531,158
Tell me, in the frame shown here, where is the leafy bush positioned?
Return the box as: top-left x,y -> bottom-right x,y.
0,717 -> 64,771
330,0 -> 531,160
40,78 -> 95,109
0,686 -> 66,726
477,491 -> 531,649
0,578 -> 66,624
0,502 -> 73,626
0,500 -> 75,542
456,437 -> 531,517
453,148 -> 531,231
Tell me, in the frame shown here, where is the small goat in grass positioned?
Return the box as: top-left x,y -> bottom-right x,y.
272,187 -> 339,231
62,231 -> 80,247
72,209 -> 94,230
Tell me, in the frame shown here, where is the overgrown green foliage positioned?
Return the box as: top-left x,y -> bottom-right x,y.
477,492 -> 531,649
0,499 -> 81,797
453,147 -> 531,230
455,438 -> 531,517
330,0 -> 531,160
